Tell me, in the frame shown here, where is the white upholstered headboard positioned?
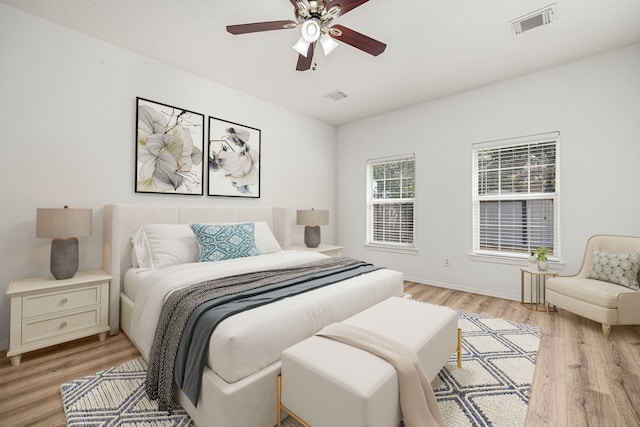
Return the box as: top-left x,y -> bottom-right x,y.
102,204 -> 291,334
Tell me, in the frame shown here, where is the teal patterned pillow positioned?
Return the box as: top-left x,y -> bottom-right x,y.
587,247 -> 640,291
190,223 -> 259,262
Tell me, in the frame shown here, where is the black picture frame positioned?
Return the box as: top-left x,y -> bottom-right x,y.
135,97 -> 204,195
207,116 -> 261,198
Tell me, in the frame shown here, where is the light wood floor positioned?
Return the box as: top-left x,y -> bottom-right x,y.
1,282 -> 639,426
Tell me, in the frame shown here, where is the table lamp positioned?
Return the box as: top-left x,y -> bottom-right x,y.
296,209 -> 329,248
36,206 -> 92,280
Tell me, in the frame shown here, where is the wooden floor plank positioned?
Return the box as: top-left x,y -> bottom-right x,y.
0,281 -> 638,427
606,339 -> 640,425
0,333 -> 141,427
527,332 -> 567,426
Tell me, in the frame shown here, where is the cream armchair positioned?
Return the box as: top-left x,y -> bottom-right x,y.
546,234 -> 640,339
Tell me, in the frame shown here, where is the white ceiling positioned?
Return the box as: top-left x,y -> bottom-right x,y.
3,0 -> 640,125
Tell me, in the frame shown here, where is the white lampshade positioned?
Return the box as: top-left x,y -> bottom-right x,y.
294,18 -> 323,57
293,37 -> 311,57
296,209 -> 329,226
301,19 -> 321,42
320,34 -> 339,56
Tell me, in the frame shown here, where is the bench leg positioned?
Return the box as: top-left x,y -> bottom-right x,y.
457,328 -> 462,368
277,375 -> 311,427
276,375 -> 281,427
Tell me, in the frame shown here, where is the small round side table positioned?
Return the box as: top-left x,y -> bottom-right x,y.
520,267 -> 557,311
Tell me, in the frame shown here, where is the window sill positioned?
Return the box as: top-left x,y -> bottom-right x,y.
468,252 -> 565,271
365,243 -> 418,255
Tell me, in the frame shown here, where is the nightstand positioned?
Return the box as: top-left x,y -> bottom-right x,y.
6,270 -> 111,366
290,244 -> 344,257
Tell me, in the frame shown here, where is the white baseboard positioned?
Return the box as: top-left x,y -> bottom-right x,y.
403,276 -> 520,302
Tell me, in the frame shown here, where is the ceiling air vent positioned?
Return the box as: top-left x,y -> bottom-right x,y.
324,90 -> 348,102
510,3 -> 557,35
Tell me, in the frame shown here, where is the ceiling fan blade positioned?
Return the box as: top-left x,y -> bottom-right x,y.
227,20 -> 296,35
329,24 -> 386,56
326,0 -> 369,17
296,42 -> 315,71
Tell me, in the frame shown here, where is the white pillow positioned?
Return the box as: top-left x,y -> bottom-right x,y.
253,221 -> 283,254
130,221 -> 281,269
131,224 -> 198,269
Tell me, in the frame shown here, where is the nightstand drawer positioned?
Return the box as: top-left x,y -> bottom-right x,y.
22,308 -> 102,345
22,285 -> 101,318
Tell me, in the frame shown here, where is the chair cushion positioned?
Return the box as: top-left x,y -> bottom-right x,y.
586,247 -> 640,290
546,276 -> 639,309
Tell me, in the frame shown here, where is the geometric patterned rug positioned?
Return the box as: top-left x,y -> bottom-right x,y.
433,309 -> 541,427
61,310 -> 540,427
60,358 -> 194,427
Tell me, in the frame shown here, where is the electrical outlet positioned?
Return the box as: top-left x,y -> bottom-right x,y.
444,257 -> 451,267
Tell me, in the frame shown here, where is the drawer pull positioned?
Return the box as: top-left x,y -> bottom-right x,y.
60,298 -> 68,304
60,321 -> 68,328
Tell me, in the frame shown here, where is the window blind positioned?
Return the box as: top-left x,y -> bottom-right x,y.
473,133 -> 559,258
367,155 -> 415,247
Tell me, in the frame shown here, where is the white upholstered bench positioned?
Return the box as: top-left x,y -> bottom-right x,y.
277,296 -> 461,427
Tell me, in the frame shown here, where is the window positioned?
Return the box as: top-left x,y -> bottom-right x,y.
472,133 -> 559,259
366,154 -> 415,251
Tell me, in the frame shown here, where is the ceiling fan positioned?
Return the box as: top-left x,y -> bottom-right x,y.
226,0 -> 386,71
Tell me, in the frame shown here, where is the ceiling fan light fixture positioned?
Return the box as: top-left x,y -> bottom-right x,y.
296,1 -> 309,15
301,18 -> 321,42
326,5 -> 341,18
320,33 -> 338,55
293,37 -> 311,56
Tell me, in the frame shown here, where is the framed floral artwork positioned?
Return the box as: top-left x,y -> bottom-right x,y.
207,117 -> 261,198
135,97 -> 204,195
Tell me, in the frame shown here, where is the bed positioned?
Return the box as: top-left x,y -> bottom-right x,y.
102,204 -> 404,427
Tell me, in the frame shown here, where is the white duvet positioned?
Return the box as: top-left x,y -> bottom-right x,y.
128,250 -> 404,383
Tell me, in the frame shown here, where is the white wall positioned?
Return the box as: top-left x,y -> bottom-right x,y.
0,4 -> 336,350
336,43 -> 640,300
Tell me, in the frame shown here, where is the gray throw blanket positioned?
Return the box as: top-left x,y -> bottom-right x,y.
146,256 -> 371,411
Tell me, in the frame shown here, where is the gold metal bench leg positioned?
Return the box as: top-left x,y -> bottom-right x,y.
277,375 -> 311,427
277,375 -> 282,427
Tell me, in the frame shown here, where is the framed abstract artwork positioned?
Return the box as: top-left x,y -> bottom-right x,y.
135,97 -> 204,195
207,117 -> 261,198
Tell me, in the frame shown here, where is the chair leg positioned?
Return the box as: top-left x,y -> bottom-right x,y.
602,324 -> 611,339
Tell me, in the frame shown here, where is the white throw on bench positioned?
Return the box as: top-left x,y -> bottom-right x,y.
277,296 -> 461,427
